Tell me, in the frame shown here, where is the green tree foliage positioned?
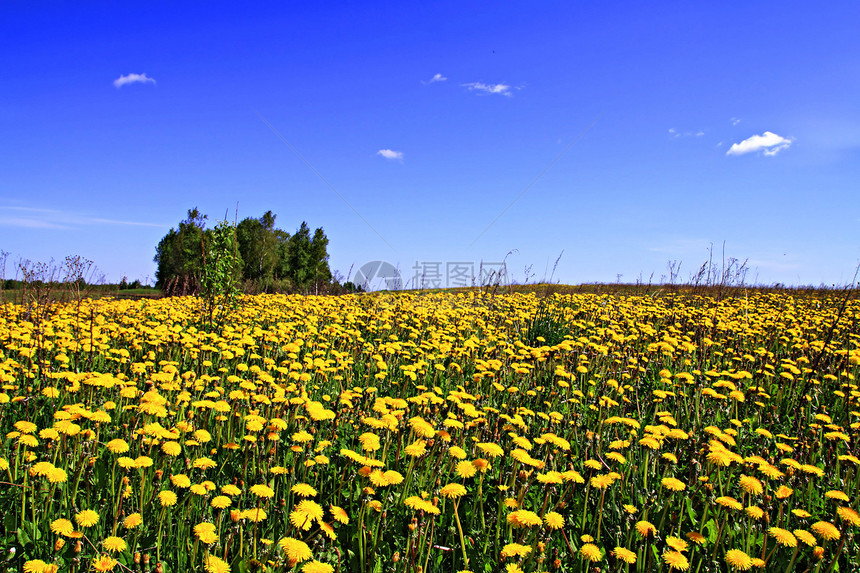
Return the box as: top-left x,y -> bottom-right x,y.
154,208 -> 333,295
236,210 -> 281,284
154,209 -> 207,295
201,219 -> 242,328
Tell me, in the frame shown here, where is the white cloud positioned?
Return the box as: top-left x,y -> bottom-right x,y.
377,149 -> 404,160
726,131 -> 792,156
731,117 -> 741,126
461,82 -> 512,96
669,128 -> 705,138
424,73 -> 447,84
0,205 -> 164,229
113,73 -> 156,88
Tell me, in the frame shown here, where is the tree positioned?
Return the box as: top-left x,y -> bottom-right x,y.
286,222 -> 313,289
200,219 -> 242,328
155,208 -> 332,295
154,208 -> 207,295
309,227 -> 332,292
236,211 -> 279,283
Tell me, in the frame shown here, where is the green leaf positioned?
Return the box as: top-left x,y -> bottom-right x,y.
704,518 -> 718,544
685,497 -> 697,525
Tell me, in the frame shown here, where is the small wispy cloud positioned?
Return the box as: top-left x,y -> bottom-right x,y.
113,73 -> 156,88
726,131 -> 792,156
461,82 -> 512,96
0,206 -> 165,229
423,73 -> 447,84
668,128 -> 705,138
376,149 -> 404,161
730,117 -> 741,126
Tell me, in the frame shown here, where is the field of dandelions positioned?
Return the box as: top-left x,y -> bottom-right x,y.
1,290 -> 859,573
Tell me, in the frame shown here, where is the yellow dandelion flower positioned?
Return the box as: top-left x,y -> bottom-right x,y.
161,441 -> 182,457
636,520 -> 657,538
775,485 -> 793,499
242,507 -> 267,522
768,527 -> 797,548
745,506 -> 764,520
23,560 -> 49,573
725,549 -> 753,571
278,537 -> 312,563
507,510 -> 543,528
123,513 -> 142,529
303,561 -> 335,573
580,543 -> 602,562
663,550 -> 690,571
825,490 -> 849,502
105,439 -> 129,454
666,536 -> 689,552
715,496 -> 743,511
221,484 -> 241,497
330,505 -> 349,524
204,554 -> 230,573
837,506 -> 860,527
440,483 -> 467,499
51,518 -> 75,536
91,555 -> 118,572
170,474 -> 191,488
810,521 -> 840,541
404,439 -> 427,457
793,529 -> 816,546
211,496 -> 232,509
292,483 -> 318,497
543,511 -> 564,529
501,543 -> 532,558
193,522 -> 218,544
455,460 -> 477,479
613,547 -> 636,564
74,509 -> 99,528
102,536 -> 127,553
590,474 -> 615,489
738,475 -> 763,496
249,484 -> 274,498
476,442 -> 505,458
158,491 -> 178,507
661,477 -> 686,492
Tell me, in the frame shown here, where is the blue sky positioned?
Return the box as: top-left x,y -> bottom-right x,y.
2,2 -> 859,287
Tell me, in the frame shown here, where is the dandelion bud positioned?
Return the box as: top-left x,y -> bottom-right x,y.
392,552 -> 400,563
74,540 -> 82,553
408,522 -> 417,531
143,553 -> 150,565
154,469 -> 163,480
813,546 -> 824,560
230,509 -> 241,522
134,553 -> 141,564
54,538 -> 66,552
122,476 -> 130,485
553,558 -> 562,569
156,563 -> 163,573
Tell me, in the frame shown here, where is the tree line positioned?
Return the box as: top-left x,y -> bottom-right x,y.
154,208 -> 340,296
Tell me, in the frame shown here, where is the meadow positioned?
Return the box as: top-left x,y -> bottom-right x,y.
0,289 -> 858,572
